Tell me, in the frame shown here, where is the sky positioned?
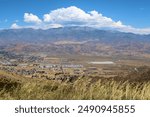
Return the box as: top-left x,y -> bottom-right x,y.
0,0 -> 150,34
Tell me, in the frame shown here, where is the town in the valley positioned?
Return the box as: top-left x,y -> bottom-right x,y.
0,50 -> 144,81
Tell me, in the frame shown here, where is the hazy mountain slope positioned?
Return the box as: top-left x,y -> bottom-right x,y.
0,27 -> 150,56
0,27 -> 150,44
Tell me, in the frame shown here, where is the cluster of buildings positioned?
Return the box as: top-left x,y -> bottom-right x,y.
0,53 -> 122,81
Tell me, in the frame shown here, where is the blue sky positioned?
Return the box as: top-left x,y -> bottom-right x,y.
0,0 -> 150,34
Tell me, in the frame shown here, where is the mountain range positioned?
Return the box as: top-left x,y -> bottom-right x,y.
0,26 -> 150,57
0,26 -> 150,43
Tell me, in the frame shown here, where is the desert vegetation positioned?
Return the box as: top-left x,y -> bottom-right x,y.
0,70 -> 150,100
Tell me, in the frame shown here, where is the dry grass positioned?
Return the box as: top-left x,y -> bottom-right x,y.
0,70 -> 150,100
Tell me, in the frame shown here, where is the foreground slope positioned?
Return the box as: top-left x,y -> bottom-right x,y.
0,70 -> 150,100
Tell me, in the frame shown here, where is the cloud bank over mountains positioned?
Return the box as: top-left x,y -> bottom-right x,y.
11,6 -> 150,34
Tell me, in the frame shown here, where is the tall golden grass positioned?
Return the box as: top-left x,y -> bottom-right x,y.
0,74 -> 150,100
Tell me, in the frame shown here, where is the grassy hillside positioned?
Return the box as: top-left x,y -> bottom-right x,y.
0,70 -> 150,100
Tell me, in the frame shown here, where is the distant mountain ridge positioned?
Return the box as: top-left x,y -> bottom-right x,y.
1,26 -> 150,57
0,26 -> 150,44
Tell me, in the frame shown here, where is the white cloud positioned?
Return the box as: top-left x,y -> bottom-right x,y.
10,23 -> 63,30
118,26 -> 150,34
42,6 -> 150,34
43,6 -> 91,23
42,23 -> 63,29
10,23 -> 21,29
24,13 -> 42,24
43,6 -> 126,29
9,6 -> 150,34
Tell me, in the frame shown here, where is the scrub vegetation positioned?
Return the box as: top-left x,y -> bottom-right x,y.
0,70 -> 150,100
